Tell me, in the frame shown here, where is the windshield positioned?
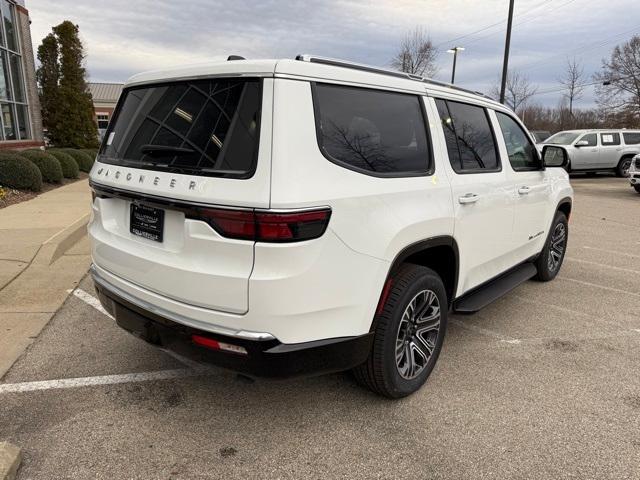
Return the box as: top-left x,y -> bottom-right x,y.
545,132 -> 580,145
98,78 -> 262,178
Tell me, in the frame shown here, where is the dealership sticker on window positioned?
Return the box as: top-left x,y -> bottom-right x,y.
602,134 -> 614,143
107,132 -> 115,145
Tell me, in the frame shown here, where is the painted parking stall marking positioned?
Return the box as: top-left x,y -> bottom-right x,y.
0,369 -> 214,394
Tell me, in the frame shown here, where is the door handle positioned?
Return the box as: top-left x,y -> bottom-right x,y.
518,186 -> 531,195
458,193 -> 480,204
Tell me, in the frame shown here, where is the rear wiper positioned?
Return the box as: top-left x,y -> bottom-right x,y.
140,144 -> 195,156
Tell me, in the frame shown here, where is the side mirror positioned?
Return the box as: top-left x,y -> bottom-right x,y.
574,140 -> 589,147
542,145 -> 568,168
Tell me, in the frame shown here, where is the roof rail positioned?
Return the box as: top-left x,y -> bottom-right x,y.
295,54 -> 495,102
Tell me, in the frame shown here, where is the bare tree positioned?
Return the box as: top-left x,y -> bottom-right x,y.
559,57 -> 586,115
391,26 -> 439,78
491,70 -> 538,113
594,35 -> 640,121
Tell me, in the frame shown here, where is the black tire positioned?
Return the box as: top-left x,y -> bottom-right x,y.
353,265 -> 447,398
634,185 -> 640,194
616,158 -> 632,178
534,211 -> 568,282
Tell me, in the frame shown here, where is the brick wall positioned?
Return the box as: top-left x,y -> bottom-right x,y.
16,5 -> 44,143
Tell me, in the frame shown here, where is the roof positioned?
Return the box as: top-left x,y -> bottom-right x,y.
124,57 -> 505,111
88,82 -> 124,103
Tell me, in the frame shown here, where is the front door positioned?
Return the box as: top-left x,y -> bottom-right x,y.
431,98 -> 515,297
571,132 -> 599,170
493,110 -> 550,261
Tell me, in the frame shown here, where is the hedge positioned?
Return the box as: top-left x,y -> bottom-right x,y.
19,150 -> 63,184
81,148 -> 98,159
61,148 -> 94,173
0,152 -> 42,191
47,149 -> 79,179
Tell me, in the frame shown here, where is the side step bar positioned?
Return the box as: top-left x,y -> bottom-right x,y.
453,262 -> 537,313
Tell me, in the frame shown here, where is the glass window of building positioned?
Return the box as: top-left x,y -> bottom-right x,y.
97,113 -> 110,130
0,1 -> 30,140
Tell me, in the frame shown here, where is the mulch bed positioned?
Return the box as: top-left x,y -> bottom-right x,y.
0,172 -> 89,209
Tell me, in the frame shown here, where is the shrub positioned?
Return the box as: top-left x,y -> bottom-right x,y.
47,149 -> 79,179
62,148 -> 94,172
19,150 -> 63,183
0,152 -> 42,191
81,148 -> 98,159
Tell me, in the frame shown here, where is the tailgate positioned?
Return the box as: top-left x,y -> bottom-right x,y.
89,77 -> 273,314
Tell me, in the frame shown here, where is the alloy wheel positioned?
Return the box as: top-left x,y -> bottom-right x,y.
395,289 -> 441,380
622,159 -> 631,177
548,222 -> 566,272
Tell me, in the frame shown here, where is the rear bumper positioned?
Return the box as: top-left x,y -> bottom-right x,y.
93,274 -> 373,379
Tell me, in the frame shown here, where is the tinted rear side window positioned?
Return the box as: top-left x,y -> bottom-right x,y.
435,99 -> 499,172
623,132 -> 640,145
99,78 -> 262,178
313,83 -> 431,176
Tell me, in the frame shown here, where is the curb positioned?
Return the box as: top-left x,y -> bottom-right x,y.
0,442 -> 21,480
33,213 -> 90,266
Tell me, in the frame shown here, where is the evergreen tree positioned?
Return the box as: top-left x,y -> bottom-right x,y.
36,21 -> 99,148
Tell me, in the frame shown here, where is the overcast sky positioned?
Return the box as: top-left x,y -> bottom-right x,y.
27,0 -> 638,108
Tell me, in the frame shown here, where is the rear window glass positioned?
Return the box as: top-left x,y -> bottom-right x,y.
99,78 -> 262,178
623,132 -> 640,145
601,133 -> 620,146
313,83 -> 431,176
435,99 -> 499,172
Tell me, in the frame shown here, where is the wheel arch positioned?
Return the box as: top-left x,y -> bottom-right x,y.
556,196 -> 572,221
619,153 -> 638,163
384,236 -> 459,308
617,153 -> 637,174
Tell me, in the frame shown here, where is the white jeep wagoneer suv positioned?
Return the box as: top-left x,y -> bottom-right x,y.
89,55 -> 573,398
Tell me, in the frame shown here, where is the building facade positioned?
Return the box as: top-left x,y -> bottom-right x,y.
0,0 -> 43,149
87,82 -> 122,139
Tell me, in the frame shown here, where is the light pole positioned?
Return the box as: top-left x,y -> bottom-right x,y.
447,46 -> 465,84
499,0 -> 515,104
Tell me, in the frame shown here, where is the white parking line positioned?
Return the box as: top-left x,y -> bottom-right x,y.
583,245 -> 640,259
73,288 -> 113,318
565,257 -> 640,274
558,277 -> 640,297
71,288 -> 208,371
0,368 -> 214,394
450,318 -> 521,344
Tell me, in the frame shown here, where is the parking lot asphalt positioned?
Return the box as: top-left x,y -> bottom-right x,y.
1,176 -> 639,479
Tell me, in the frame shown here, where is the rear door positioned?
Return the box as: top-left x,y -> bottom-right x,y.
599,132 -> 622,168
432,98 -> 515,296
89,77 -> 272,314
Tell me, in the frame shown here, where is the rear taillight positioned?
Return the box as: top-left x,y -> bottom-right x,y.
196,208 -> 331,243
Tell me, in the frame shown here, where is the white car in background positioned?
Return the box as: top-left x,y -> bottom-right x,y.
629,154 -> 640,194
540,129 -> 640,177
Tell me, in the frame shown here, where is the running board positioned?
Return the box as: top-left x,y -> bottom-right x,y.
453,262 -> 537,313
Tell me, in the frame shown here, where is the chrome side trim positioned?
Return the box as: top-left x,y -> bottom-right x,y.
90,264 -> 276,341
